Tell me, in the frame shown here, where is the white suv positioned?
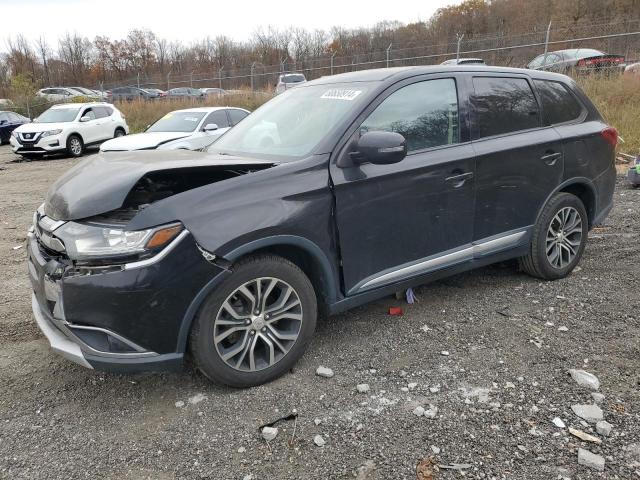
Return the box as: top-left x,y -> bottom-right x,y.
10,103 -> 129,159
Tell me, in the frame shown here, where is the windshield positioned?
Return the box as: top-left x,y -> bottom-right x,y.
35,107 -> 80,123
282,74 -> 305,83
147,111 -> 206,132
208,83 -> 371,159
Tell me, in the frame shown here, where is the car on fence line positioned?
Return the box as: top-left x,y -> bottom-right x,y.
10,102 -> 128,159
36,87 -> 87,102
167,87 -> 205,99
440,58 -> 486,65
145,88 -> 167,98
528,48 -> 625,74
275,73 -> 307,94
0,111 -> 30,144
110,87 -> 159,102
100,107 -> 249,152
28,66 -> 616,387
201,87 -> 228,97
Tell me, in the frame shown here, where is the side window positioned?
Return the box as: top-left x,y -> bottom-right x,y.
543,53 -> 561,68
534,80 -> 584,125
203,110 -> 230,128
360,78 -> 459,152
228,109 -> 248,125
471,77 -> 540,139
94,107 -> 108,118
81,108 -> 96,121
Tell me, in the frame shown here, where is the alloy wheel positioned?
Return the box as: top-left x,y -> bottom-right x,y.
213,277 -> 303,372
545,206 -> 583,269
69,137 -> 82,155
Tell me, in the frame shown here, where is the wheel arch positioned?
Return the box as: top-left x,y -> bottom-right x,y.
176,235 -> 338,353
537,178 -> 597,228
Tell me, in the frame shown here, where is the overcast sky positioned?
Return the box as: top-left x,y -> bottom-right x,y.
3,0 -> 456,48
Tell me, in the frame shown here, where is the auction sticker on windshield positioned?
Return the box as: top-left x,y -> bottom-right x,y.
321,89 -> 362,100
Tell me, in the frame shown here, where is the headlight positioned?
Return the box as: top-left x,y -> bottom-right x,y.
11,130 -> 18,138
54,221 -> 183,261
41,129 -> 62,138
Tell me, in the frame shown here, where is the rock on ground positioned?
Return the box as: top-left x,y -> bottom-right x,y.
591,392 -> 605,403
578,448 -> 605,472
261,426 -> 278,441
552,417 -> 566,428
313,435 -> 326,447
571,403 -> 604,423
356,383 -> 370,393
596,420 -> 613,436
568,369 -> 601,390
316,366 -> 334,378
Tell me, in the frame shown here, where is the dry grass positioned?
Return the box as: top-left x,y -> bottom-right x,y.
115,92 -> 272,133
576,74 -> 640,155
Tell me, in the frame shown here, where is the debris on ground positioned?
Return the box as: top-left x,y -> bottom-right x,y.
174,400 -> 185,408
188,393 -> 206,404
423,405 -> 438,419
258,411 -> 298,430
388,307 -> 403,315
552,417 -> 566,428
558,326 -> 569,332
313,434 -> 326,447
569,427 -> 602,444
415,456 -> 435,480
316,366 -> 334,378
439,463 -> 472,470
591,392 -> 605,404
568,369 -> 601,390
571,403 -> 604,423
405,288 -> 417,304
354,460 -> 376,480
577,448 -> 605,471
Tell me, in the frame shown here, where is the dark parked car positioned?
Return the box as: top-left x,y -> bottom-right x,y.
28,66 -> 616,387
0,111 -> 29,144
110,87 -> 159,101
528,48 -> 625,74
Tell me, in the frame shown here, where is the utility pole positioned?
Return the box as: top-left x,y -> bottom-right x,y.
456,33 -> 464,63
386,43 -> 392,68
543,21 -> 552,67
219,67 -> 224,90
137,72 -> 140,88
330,52 -> 337,75
166,72 -> 171,91
250,62 -> 256,91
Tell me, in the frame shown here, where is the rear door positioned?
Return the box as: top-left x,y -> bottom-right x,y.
470,74 -> 564,241
78,107 -> 102,143
330,75 -> 476,294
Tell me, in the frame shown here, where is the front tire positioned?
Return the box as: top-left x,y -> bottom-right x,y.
189,255 -> 317,387
114,128 -> 126,138
66,134 -> 84,158
519,192 -> 588,280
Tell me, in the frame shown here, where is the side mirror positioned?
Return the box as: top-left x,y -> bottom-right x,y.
80,115 -> 91,122
348,131 -> 407,166
204,123 -> 219,132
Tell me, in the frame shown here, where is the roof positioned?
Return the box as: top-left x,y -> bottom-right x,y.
50,102 -> 111,108
307,65 -> 571,86
172,107 -> 241,113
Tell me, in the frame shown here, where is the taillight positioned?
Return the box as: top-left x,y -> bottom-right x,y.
601,127 -> 618,147
577,59 -> 586,66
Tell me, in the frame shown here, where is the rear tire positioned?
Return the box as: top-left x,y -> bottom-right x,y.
114,128 -> 125,138
519,192 -> 588,280
189,254 -> 317,387
66,134 -> 84,158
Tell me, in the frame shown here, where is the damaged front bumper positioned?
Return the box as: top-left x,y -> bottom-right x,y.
27,220 -> 224,373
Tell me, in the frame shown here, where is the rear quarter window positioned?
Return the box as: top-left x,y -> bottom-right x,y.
471,77 -> 540,139
534,80 -> 584,125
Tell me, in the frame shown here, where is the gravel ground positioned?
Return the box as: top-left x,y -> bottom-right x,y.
0,144 -> 638,480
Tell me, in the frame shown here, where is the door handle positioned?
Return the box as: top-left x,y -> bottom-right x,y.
540,151 -> 562,165
445,171 -> 473,187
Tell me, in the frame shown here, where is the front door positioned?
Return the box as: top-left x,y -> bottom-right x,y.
330,76 -> 476,294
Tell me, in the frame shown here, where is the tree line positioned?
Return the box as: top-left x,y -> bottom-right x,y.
1,0 -> 639,96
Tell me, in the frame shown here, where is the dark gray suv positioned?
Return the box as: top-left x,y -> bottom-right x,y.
28,66 -> 616,387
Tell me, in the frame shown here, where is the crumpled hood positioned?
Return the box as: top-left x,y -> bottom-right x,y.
100,131 -> 190,151
44,150 -> 277,221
